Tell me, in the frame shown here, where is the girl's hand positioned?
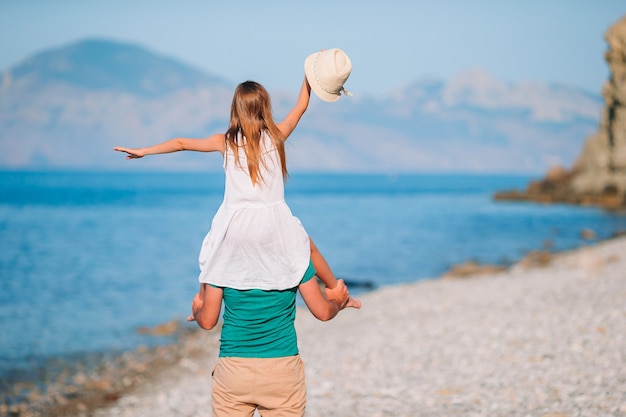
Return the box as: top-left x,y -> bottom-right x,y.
113,146 -> 144,159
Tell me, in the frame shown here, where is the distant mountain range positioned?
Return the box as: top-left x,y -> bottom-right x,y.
0,39 -> 603,173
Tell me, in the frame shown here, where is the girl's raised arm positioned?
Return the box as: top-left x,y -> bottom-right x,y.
114,133 -> 225,159
276,76 -> 312,141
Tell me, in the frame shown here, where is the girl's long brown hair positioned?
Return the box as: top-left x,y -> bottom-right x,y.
224,81 -> 287,185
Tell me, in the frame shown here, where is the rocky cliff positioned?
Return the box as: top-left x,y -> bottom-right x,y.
496,15 -> 626,209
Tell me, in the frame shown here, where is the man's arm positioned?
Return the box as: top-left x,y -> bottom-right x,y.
189,284 -> 223,330
299,277 -> 347,321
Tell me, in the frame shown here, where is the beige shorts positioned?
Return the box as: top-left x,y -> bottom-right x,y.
212,355 -> 306,417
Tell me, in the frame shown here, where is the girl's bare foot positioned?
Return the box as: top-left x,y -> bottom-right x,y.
346,296 -> 362,309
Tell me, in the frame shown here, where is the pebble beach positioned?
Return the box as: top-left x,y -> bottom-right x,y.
10,235 -> 626,417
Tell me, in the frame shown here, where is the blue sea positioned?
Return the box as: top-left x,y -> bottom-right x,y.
1,170 -> 626,387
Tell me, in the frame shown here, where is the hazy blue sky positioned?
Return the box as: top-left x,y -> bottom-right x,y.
1,1 -> 625,97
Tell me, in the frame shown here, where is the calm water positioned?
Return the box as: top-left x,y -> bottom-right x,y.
1,170 -> 625,383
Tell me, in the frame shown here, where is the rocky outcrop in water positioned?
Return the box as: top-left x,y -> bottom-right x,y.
496,15 -> 626,209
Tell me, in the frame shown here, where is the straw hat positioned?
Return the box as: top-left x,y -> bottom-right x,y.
304,48 -> 352,102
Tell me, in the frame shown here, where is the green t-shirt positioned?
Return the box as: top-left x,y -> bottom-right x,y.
217,260 -> 316,358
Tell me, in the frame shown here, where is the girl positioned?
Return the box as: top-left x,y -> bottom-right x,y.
114,77 -> 360,307
117,76 -> 355,415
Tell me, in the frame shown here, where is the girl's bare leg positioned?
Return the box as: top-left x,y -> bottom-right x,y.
310,238 -> 361,309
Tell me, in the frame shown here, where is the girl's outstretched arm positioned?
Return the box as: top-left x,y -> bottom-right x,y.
113,133 -> 225,159
276,76 -> 312,140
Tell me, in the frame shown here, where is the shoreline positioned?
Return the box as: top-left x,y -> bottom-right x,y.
3,233 -> 626,417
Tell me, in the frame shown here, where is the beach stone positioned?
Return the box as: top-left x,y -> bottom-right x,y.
581,228 -> 596,240
136,320 -> 180,336
22,236 -> 623,417
442,260 -> 508,278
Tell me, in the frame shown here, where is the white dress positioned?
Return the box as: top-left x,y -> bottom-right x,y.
197,131 -> 311,290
